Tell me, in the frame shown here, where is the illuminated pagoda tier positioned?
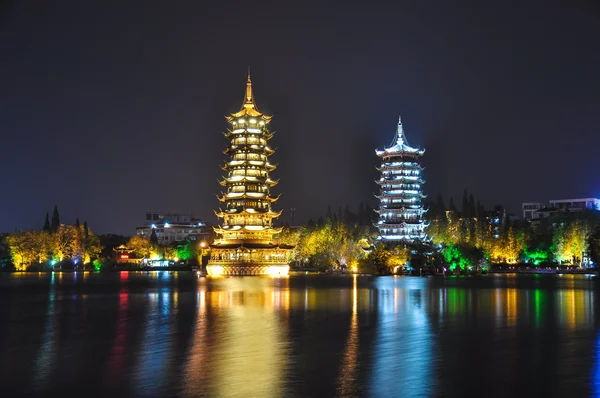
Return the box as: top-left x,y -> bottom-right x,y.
374,117 -> 429,243
207,72 -> 294,276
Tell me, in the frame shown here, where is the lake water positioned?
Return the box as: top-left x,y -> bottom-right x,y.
0,272 -> 599,397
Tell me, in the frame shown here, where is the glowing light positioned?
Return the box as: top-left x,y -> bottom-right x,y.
200,241 -> 207,248
249,119 -> 256,124
151,224 -> 157,229
174,257 -> 179,262
50,260 -> 57,266
206,265 -> 224,276
266,265 -> 290,277
120,254 -> 129,259
164,222 -> 170,228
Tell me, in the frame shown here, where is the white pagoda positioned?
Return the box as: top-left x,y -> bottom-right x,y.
374,117 -> 429,243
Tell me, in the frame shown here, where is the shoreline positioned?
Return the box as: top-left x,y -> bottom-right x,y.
2,268 -> 597,278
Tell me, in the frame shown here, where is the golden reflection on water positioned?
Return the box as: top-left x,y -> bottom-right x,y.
506,288 -> 517,327
336,274 -> 359,396
183,280 -> 208,391
185,277 -> 290,397
7,271 -> 600,397
557,286 -> 594,330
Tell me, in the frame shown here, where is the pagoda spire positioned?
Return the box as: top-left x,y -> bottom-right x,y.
242,68 -> 257,111
395,115 -> 408,147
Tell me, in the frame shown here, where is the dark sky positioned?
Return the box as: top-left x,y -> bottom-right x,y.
1,1 -> 599,234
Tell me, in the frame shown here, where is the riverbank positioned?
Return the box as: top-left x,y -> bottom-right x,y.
490,268 -> 596,275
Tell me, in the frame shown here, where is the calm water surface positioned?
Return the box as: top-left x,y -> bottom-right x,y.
0,272 -> 599,397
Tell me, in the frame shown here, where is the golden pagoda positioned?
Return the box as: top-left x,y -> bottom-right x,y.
206,72 -> 294,276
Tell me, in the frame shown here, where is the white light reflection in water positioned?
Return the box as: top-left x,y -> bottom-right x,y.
593,331 -> 600,396
33,272 -> 57,389
369,277 -> 433,397
132,271 -> 175,395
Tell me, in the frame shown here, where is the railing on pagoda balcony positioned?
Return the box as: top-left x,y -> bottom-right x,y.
208,259 -> 290,265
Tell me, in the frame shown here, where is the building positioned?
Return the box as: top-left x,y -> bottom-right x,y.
522,197 -> 600,221
374,117 -> 428,243
136,212 -> 212,244
522,202 -> 544,220
206,72 -> 294,276
549,198 -> 600,211
113,245 -> 142,264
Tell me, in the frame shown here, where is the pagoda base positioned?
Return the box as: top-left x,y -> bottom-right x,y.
206,263 -> 290,277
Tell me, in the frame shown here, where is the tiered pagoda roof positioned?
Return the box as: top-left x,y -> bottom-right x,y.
374,117 -> 429,243
207,71 -> 293,276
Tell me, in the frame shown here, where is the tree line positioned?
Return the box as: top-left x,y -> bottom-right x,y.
3,195 -> 600,274
427,189 -> 600,271
2,206 -> 102,271
0,207 -> 211,271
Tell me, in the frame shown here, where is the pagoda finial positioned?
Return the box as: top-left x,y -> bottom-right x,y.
394,114 -> 407,147
242,68 -> 255,110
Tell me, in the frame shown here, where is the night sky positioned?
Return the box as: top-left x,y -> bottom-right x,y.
1,1 -> 599,234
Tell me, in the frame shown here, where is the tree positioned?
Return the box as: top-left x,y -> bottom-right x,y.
387,246 -> 410,273
589,226 -> 600,267
436,192 -> 446,218
442,243 -> 484,273
150,229 -> 159,245
127,236 -> 153,259
6,231 -> 52,270
79,224 -> 101,264
449,197 -> 457,213
296,215 -> 370,271
468,194 -> 476,221
51,206 -> 60,233
462,189 -> 469,218
176,241 -> 195,262
52,225 -> 77,261
358,246 -> 391,274
162,245 -> 177,261
7,232 -> 35,270
43,213 -> 51,232
83,233 -> 102,264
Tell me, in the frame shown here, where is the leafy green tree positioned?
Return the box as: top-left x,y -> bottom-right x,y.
176,241 -> 195,261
